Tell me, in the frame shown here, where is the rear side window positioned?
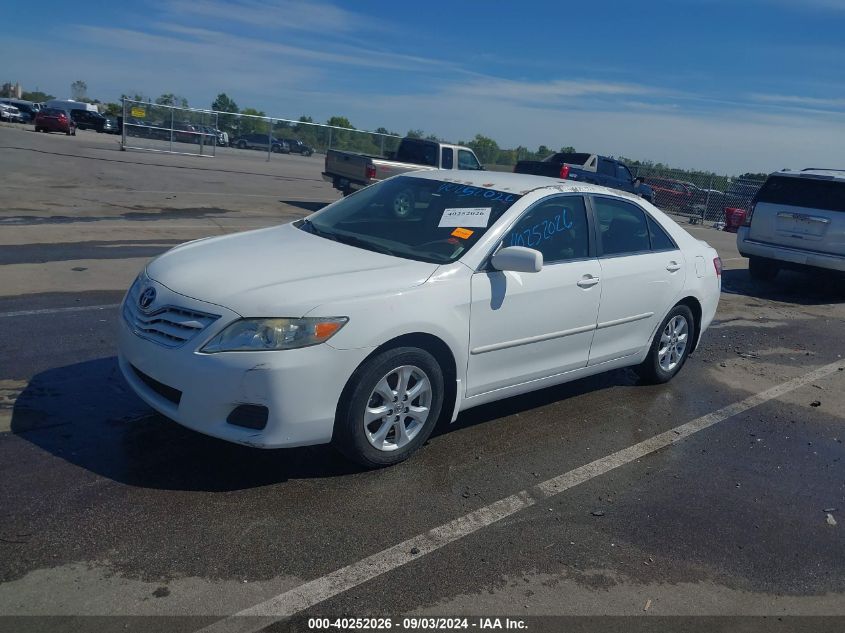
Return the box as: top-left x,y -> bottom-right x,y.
594,197 -> 650,256
647,215 -> 677,250
441,147 -> 453,169
756,175 -> 845,212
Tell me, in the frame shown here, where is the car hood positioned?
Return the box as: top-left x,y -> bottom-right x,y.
146,222 -> 440,317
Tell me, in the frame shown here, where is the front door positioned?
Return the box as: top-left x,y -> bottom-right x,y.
467,195 -> 601,397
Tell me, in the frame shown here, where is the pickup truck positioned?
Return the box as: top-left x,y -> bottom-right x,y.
322,137 -> 484,196
513,152 -> 654,203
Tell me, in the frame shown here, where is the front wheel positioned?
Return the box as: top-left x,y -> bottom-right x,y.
333,347 -> 444,468
636,305 -> 695,384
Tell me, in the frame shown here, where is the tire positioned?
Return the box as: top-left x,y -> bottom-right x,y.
635,304 -> 695,385
333,347 -> 445,469
392,189 -> 415,218
749,256 -> 779,281
66,128 -> 71,136
237,140 -> 247,149
271,145 -> 280,153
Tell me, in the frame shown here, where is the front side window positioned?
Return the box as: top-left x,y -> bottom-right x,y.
616,164 -> 633,182
458,150 -> 482,170
503,196 -> 589,264
301,176 -> 522,264
594,197 -> 650,256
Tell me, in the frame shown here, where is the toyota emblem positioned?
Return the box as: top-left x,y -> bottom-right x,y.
138,287 -> 157,310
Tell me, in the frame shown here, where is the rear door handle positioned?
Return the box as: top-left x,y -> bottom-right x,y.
666,261 -> 682,272
577,275 -> 600,288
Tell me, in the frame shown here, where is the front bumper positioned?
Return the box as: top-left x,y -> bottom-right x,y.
737,227 -> 845,273
117,282 -> 373,448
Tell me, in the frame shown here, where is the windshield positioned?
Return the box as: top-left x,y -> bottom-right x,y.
299,176 -> 523,264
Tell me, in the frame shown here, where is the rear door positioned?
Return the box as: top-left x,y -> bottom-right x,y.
588,195 -> 686,365
749,175 -> 845,256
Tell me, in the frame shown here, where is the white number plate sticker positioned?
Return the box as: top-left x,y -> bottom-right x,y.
438,207 -> 491,227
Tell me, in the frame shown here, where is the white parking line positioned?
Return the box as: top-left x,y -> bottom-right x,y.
0,304 -> 120,318
197,360 -> 844,633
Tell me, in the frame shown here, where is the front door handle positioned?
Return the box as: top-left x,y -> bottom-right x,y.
577,275 -> 600,288
666,261 -> 682,272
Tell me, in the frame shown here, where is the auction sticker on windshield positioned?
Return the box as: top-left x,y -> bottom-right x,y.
438,207 -> 492,227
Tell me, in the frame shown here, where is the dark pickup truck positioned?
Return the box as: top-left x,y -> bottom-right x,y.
514,152 -> 654,203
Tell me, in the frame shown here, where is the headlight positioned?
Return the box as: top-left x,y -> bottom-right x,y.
201,317 -> 348,353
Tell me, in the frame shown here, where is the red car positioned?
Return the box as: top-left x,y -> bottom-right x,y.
34,108 -> 77,135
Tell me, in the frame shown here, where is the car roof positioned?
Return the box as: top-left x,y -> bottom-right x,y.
403,169 -> 628,198
775,168 -> 845,182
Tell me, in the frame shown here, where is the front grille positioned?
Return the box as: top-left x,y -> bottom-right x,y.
131,365 -> 182,405
123,281 -> 219,348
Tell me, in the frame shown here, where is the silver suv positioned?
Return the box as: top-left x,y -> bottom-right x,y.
737,169 -> 845,280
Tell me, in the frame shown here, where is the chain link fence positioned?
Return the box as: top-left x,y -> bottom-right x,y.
120,98 -> 401,160
121,99 -> 220,156
629,165 -> 765,227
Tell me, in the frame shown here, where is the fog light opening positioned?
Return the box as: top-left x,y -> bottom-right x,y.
226,404 -> 269,430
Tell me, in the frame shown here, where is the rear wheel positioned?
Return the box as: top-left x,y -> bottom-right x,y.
749,256 -> 779,281
237,140 -> 247,149
636,304 -> 695,384
333,347 -> 444,468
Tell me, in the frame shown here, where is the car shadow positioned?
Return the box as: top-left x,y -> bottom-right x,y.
280,200 -> 330,213
10,357 -> 359,492
436,367 -> 639,438
722,268 -> 845,305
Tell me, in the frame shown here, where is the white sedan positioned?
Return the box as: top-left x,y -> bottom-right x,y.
118,171 -> 721,467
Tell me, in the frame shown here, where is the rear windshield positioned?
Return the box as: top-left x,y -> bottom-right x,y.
395,140 -> 438,167
299,176 -> 523,264
542,152 -> 592,165
756,175 -> 845,212
41,108 -> 64,116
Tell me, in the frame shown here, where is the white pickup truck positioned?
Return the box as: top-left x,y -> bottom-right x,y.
322,137 -> 484,196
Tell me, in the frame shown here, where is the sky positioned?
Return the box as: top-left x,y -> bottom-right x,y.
2,0 -> 844,174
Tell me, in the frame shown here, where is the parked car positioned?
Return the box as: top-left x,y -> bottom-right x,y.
102,115 -> 119,134
282,138 -> 314,156
118,170 -> 721,468
737,168 -> 845,280
232,133 -> 290,153
514,153 -> 655,203
70,109 -> 107,132
323,137 -> 483,198
0,98 -> 38,123
0,103 -> 24,123
644,177 -> 696,213
34,108 -> 77,135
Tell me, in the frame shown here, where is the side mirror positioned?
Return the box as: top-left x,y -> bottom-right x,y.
491,246 -> 543,273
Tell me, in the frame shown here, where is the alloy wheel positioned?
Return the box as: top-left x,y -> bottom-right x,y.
363,365 -> 432,452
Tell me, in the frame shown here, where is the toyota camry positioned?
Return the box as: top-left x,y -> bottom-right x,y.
118,171 -> 721,468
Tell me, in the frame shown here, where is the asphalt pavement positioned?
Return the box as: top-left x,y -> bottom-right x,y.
1,124 -> 844,633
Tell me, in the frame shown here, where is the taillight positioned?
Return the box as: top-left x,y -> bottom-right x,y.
743,203 -> 755,227
559,165 -> 570,179
713,257 -> 722,276
365,164 -> 376,179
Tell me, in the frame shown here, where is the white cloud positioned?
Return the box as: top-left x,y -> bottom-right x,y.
748,93 -> 845,110
163,0 -> 376,33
